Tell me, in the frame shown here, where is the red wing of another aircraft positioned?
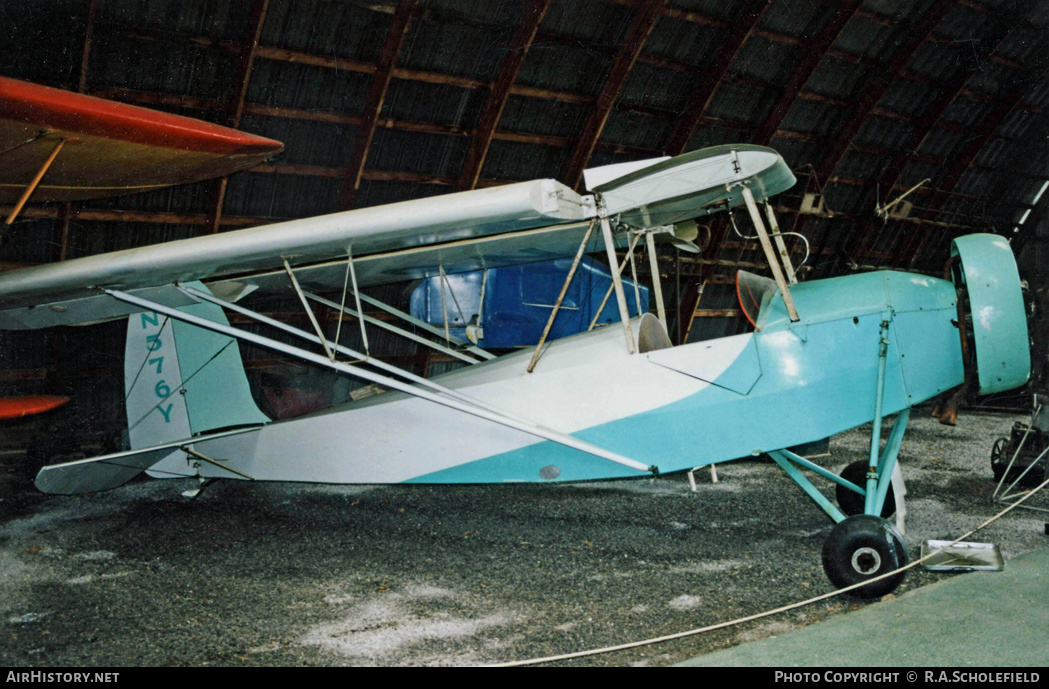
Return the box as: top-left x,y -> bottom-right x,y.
0,76 -> 284,204
0,76 -> 284,417
0,395 -> 69,421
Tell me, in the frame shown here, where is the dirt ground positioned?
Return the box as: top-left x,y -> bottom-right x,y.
1,410 -> 1046,666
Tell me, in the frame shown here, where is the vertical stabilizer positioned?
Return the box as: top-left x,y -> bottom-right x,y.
124,282 -> 268,476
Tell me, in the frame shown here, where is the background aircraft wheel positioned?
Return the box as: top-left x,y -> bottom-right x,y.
990,437 -> 1008,482
836,460 -> 895,518
821,515 -> 908,598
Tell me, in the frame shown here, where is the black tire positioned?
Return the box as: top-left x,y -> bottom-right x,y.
821,515 -> 908,599
836,460 -> 895,518
990,437 -> 1008,482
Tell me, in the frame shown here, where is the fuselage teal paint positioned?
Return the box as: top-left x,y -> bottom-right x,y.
408,268 -> 965,484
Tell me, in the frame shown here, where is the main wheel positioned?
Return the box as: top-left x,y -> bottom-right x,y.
821,515 -> 908,599
836,460 -> 896,518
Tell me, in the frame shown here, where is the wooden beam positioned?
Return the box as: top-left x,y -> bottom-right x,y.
61,0 -> 99,264
207,0 -> 270,234
253,44 -> 596,106
906,66 -> 1049,269
77,0 -> 98,93
564,0 -> 667,190
877,5 -> 1039,201
664,0 -> 772,156
816,0 -> 953,184
772,129 -> 821,143
853,5 -> 1037,268
0,206 -> 271,227
98,19 -> 774,118
693,309 -> 742,318
340,0 -> 417,210
812,0 -> 954,275
100,9 -> 1043,127
607,0 -> 725,28
457,0 -> 550,191
754,0 -> 864,146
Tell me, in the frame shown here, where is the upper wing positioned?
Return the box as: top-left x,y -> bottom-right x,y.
0,179 -> 593,328
0,145 -> 794,330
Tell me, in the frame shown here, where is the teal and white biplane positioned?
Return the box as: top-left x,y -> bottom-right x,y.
0,145 -> 1030,597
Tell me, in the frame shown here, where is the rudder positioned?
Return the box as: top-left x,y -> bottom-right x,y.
124,282 -> 268,474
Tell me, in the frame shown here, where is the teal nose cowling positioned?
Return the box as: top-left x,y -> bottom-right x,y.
951,233 -> 1031,395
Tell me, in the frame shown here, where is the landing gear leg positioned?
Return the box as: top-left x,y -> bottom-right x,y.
771,317 -> 913,596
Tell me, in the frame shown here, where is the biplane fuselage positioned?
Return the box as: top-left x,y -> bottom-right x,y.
138,268 -> 963,485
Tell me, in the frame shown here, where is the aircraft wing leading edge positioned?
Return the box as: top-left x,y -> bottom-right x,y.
0,179 -> 593,329
0,146 -> 795,331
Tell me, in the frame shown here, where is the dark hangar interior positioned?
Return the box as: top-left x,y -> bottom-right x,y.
1,0 -> 1048,456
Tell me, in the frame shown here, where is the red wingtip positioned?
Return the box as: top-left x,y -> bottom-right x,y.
0,395 -> 71,420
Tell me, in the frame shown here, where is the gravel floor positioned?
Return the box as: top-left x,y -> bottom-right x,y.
0,410 -> 1046,667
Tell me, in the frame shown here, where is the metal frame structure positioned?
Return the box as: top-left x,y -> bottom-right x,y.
993,396 -> 1049,515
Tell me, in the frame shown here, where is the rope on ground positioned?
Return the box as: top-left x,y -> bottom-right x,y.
487,474 -> 1049,667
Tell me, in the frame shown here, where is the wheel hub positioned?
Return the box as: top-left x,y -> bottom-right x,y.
851,546 -> 882,575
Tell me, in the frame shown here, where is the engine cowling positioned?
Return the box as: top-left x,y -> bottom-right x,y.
950,233 -> 1030,395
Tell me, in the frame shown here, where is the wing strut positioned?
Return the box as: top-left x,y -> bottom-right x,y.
179,283 -> 489,409
180,446 -> 254,481
598,209 -> 636,353
283,258 -> 337,361
739,184 -> 800,321
4,137 -> 66,227
587,232 -> 642,331
354,292 -> 496,361
110,287 -> 655,476
644,229 -> 668,329
304,291 -> 483,365
527,218 -> 596,373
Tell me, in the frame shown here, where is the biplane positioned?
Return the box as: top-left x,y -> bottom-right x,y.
0,144 -> 1030,597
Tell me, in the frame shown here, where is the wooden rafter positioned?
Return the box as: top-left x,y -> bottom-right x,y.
563,0 -> 667,190
207,0 -> 270,234
89,86 -> 668,155
101,17 -> 1046,138
752,0 -> 864,146
906,67 -> 1049,269
815,0 -> 953,184
457,0 -> 550,191
340,0 -> 418,211
77,0 -> 98,94
663,0 -> 772,157
59,0 -> 99,264
811,0 -> 953,275
851,4 -> 1036,268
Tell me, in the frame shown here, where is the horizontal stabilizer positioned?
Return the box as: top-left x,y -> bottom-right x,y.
34,426 -> 262,495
